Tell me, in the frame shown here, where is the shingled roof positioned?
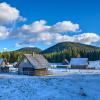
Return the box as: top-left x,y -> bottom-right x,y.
23,54 -> 50,69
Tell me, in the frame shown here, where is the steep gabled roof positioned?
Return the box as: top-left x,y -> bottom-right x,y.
70,58 -> 88,66
24,54 -> 50,69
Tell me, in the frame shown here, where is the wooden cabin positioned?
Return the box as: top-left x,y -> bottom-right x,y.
70,58 -> 88,69
17,53 -> 50,75
0,58 -> 9,72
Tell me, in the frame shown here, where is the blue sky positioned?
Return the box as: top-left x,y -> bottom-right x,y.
0,0 -> 100,51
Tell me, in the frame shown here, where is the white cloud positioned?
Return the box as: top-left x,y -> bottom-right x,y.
54,33 -> 100,45
51,32 -> 99,44
14,20 -> 80,45
0,26 -> 9,39
28,45 -> 35,47
17,32 -> 100,46
3,48 -> 7,51
0,2 -> 26,25
0,2 -> 26,40
20,20 -> 79,34
14,20 -> 100,46
37,32 -> 53,41
73,33 -> 100,44
54,33 -> 72,42
51,21 -> 79,33
15,43 -> 21,47
21,20 -> 50,33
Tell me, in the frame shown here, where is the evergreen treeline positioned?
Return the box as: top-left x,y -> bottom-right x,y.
0,42 -> 100,63
44,48 -> 100,62
0,51 -> 23,63
0,47 -> 41,63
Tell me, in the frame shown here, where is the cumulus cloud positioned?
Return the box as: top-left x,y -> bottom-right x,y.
51,21 -> 79,33
0,2 -> 26,25
16,32 -> 100,47
73,33 -> 100,44
13,20 -> 100,47
0,2 -> 26,40
54,33 -> 100,45
13,20 -> 80,45
20,20 -> 79,34
21,20 -> 50,34
0,26 -> 9,39
45,33 -> 100,45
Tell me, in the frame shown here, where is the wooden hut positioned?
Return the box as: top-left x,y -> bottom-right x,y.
18,53 -> 50,75
70,58 -> 88,69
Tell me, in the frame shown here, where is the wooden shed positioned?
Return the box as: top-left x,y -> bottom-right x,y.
70,58 -> 88,69
18,53 -> 50,75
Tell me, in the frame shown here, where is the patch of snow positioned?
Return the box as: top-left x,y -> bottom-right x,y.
0,73 -> 100,100
48,68 -> 100,76
50,63 -> 62,68
0,69 -> 100,100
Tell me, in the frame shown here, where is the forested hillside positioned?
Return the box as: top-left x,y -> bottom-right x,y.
0,47 -> 42,63
0,42 -> 100,63
42,42 -> 100,62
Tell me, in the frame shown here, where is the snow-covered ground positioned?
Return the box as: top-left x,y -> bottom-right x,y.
48,68 -> 100,76
0,69 -> 100,100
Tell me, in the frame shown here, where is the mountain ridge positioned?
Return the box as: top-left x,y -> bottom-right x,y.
42,42 -> 100,54
16,47 -> 42,54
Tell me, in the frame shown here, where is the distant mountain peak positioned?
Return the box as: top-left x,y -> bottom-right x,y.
42,42 -> 100,53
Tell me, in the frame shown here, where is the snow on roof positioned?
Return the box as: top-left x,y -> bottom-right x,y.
70,58 -> 88,66
88,60 -> 100,69
24,54 -> 50,69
